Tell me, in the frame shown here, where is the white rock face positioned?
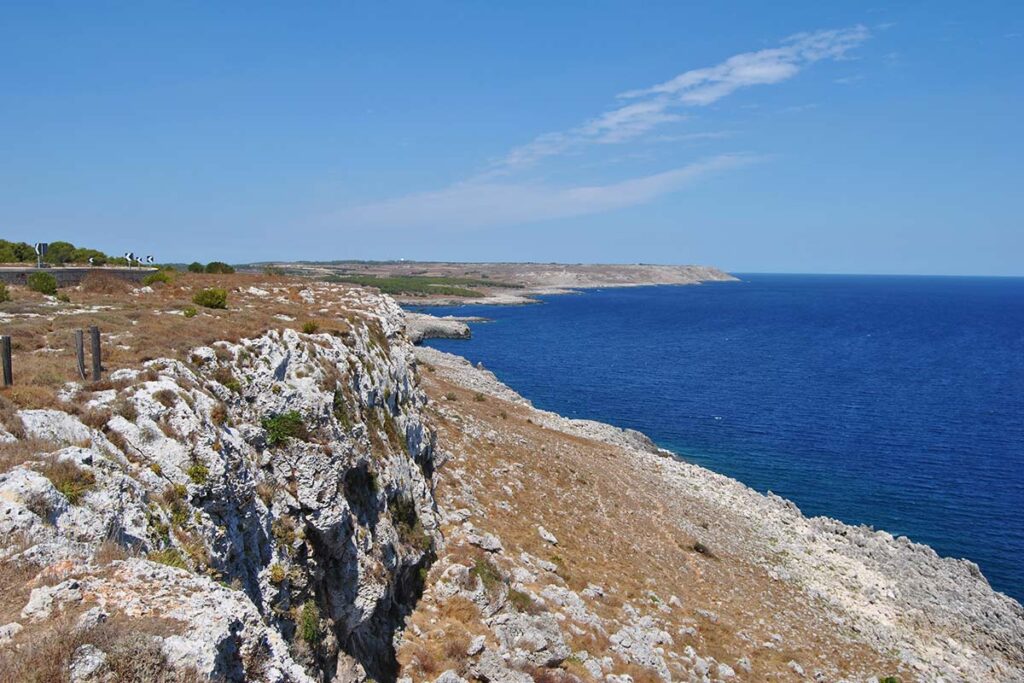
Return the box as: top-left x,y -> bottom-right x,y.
0,289 -> 440,682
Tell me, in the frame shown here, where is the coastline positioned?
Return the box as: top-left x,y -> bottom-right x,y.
412,343 -> 1024,681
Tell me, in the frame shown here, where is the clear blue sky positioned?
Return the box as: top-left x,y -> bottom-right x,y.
1,2 -> 1021,274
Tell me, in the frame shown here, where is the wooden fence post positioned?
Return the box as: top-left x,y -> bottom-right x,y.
74,329 -> 87,380
89,326 -> 101,381
1,336 -> 11,387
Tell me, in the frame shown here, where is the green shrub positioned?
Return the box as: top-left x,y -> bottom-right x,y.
187,262 -> 204,273
192,288 -> 227,309
186,462 -> 209,484
148,548 -> 188,569
204,261 -> 235,274
269,563 -> 287,584
56,292 -> 70,303
183,306 -> 197,318
0,282 -> 10,303
298,600 -> 321,644
301,321 -> 319,334
470,556 -> 503,594
42,459 -> 96,505
142,270 -> 173,286
27,271 -> 58,295
262,411 -> 308,446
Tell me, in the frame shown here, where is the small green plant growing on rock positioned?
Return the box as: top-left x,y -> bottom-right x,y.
186,462 -> 209,484
301,321 -> 319,334
192,287 -> 227,309
269,563 -> 287,584
42,459 -> 95,505
262,411 -> 308,446
471,556 -> 503,595
213,366 -> 241,393
27,271 -> 58,295
183,306 -> 197,318
149,547 -> 188,569
298,600 -> 322,644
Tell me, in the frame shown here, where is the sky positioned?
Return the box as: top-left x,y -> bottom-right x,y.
1,2 -> 1022,275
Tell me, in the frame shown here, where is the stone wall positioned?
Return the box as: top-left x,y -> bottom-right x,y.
0,267 -> 154,287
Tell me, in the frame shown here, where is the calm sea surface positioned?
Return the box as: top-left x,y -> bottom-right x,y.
418,274 -> 1024,602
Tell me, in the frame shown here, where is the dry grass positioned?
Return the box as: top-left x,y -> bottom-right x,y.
0,612 -> 200,683
403,359 -> 901,681
0,273 -> 368,409
0,437 -> 57,474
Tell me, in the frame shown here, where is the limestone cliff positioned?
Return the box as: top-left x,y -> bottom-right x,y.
1,290 -> 438,681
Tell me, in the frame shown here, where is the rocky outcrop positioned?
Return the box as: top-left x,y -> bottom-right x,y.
0,290 -> 439,682
404,314 -> 473,344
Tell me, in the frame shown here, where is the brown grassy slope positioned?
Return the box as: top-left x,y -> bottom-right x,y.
404,355 -> 901,681
0,272 -> 377,411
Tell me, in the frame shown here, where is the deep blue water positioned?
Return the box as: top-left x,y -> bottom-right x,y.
418,274 -> 1024,603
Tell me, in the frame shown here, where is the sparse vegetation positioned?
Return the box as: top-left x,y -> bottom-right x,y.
325,274 -> 519,298
148,547 -> 188,569
301,320 -> 319,334
186,462 -> 209,484
212,366 -> 241,393
142,270 -> 173,286
298,600 -> 322,644
27,271 -> 58,295
262,411 -> 308,446
193,287 -> 227,309
470,556 -> 503,595
391,495 -> 432,552
42,459 -> 95,505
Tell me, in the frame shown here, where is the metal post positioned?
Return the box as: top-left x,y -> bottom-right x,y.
1,336 -> 12,387
74,329 -> 86,380
89,326 -> 101,381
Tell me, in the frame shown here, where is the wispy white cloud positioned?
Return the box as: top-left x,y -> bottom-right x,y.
335,154 -> 757,230
619,25 -> 868,103
496,26 -> 868,171
331,27 -> 866,233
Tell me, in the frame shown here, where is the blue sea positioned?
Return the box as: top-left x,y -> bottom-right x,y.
417,274 -> 1024,603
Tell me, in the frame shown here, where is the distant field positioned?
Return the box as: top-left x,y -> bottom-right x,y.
325,274 -> 518,298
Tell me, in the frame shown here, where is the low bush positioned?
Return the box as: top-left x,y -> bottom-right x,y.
262,411 -> 308,446
142,270 -> 173,286
42,459 -> 96,505
186,462 -> 209,484
183,306 -> 197,318
298,600 -> 321,644
269,563 -> 287,584
0,282 -> 10,303
470,556 -> 503,595
187,262 -> 204,273
192,288 -> 227,309
301,321 -> 319,334
27,271 -> 58,295
204,261 -> 235,274
55,292 -> 70,303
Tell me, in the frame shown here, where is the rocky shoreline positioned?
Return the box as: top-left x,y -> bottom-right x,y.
0,281 -> 1020,682
409,346 -> 1024,682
